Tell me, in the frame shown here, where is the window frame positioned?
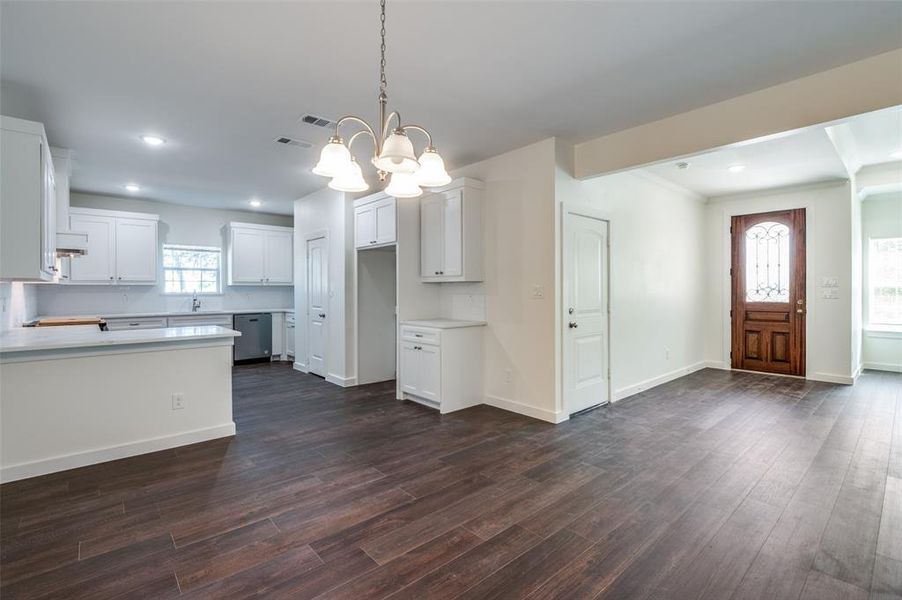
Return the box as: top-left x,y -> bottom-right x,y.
867,236 -> 902,328
162,244 -> 223,296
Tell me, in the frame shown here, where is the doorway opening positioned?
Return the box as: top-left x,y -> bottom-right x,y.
562,206 -> 611,415
357,246 -> 397,385
731,209 -> 807,376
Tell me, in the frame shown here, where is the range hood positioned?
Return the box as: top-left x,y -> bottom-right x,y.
56,231 -> 88,257
51,148 -> 88,258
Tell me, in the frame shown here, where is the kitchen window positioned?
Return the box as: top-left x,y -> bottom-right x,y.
163,245 -> 222,294
868,237 -> 902,326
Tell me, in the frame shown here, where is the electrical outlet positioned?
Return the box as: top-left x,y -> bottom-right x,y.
171,393 -> 185,410
532,285 -> 545,299
504,369 -> 513,384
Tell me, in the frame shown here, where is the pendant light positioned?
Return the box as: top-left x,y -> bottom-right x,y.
312,0 -> 450,198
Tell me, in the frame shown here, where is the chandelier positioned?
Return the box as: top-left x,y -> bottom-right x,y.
312,0 -> 451,198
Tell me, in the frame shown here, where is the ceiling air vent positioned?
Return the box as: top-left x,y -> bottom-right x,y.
299,114 -> 336,128
274,136 -> 312,149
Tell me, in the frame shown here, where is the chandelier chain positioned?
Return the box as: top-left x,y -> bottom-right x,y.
379,0 -> 387,96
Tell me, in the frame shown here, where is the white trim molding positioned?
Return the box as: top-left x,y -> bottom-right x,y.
293,361 -> 309,373
484,394 -> 568,424
613,361 -> 709,402
1,422 -> 236,483
326,373 -> 357,387
863,362 -> 902,373
809,371 -> 856,385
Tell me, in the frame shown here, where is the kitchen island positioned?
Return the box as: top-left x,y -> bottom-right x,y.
0,325 -> 240,482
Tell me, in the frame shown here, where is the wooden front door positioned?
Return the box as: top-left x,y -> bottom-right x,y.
731,209 -> 806,376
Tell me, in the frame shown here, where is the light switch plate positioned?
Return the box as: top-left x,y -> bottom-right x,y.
821,289 -> 839,300
532,285 -> 545,299
821,276 -> 839,288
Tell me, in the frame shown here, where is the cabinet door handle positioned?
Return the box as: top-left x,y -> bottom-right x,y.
569,322 -> 578,328
414,333 -> 423,338
109,276 -> 114,280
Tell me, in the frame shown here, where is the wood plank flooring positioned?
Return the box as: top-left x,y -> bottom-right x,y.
2,363 -> 901,599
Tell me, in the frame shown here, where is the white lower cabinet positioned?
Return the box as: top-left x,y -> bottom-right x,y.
285,312 -> 295,358
398,324 -> 483,414
167,314 -> 232,327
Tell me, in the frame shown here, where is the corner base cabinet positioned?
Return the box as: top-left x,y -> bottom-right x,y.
227,222 -> 293,285
399,322 -> 484,414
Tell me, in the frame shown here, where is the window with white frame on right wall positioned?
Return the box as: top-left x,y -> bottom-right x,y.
868,237 -> 902,327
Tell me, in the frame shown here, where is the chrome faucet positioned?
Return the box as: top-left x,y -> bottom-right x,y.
192,293 -> 201,312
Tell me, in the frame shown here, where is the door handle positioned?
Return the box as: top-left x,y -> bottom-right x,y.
569,322 -> 578,328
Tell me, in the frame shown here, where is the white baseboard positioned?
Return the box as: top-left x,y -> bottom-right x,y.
1,422 -> 236,483
809,371 -> 855,385
484,394 -> 567,424
326,372 -> 357,387
702,360 -> 728,370
613,361 -> 709,402
862,361 -> 902,373
292,361 -> 309,373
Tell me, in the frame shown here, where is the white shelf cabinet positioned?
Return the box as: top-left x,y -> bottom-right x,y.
419,178 -> 483,282
67,208 -> 159,285
354,193 -> 396,249
0,116 -> 57,282
398,324 -> 483,414
227,222 -> 293,285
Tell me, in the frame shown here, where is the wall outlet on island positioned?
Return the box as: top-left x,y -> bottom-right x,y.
171,392 -> 185,410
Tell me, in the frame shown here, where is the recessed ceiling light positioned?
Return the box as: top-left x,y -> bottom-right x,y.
728,164 -> 746,173
891,149 -> 902,160
249,198 -> 262,208
140,135 -> 166,146
125,183 -> 141,192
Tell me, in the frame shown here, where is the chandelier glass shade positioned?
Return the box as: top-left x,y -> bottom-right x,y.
312,0 -> 450,197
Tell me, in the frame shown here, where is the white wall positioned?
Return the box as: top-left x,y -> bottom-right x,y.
556,155 -> 708,407
36,193 -> 294,316
293,187 -> 355,385
862,192 -> 902,372
438,139 -> 559,421
0,282 -> 37,330
704,181 -> 856,383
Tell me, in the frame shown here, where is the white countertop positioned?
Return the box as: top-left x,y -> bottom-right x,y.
401,319 -> 487,329
36,308 -> 293,321
0,325 -> 240,353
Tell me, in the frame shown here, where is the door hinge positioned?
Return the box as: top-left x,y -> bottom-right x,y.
729,267 -> 733,277
729,351 -> 732,359
729,309 -> 733,318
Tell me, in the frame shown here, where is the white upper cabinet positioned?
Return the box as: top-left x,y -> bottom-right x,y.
229,227 -> 266,283
67,208 -> 158,285
264,229 -> 293,284
68,213 -> 115,283
419,178 -> 483,282
0,116 -> 57,281
114,218 -> 157,283
354,194 -> 396,249
227,222 -> 293,285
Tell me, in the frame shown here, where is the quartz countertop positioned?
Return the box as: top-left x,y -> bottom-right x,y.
401,319 -> 487,329
0,325 -> 240,354
35,308 -> 294,321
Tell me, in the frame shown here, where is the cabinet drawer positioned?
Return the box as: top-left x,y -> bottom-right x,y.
105,317 -> 168,331
400,326 -> 441,345
168,314 -> 232,327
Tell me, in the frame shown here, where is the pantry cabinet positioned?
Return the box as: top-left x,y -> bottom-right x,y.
419,178 -> 483,282
67,208 -> 158,285
0,116 -> 57,281
227,223 -> 293,285
354,194 -> 396,249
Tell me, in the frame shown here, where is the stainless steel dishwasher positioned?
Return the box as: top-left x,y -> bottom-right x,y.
232,313 -> 272,362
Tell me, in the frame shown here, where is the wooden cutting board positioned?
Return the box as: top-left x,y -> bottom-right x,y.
36,317 -> 105,327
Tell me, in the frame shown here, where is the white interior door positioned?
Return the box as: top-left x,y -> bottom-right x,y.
563,211 -> 610,414
306,236 -> 328,377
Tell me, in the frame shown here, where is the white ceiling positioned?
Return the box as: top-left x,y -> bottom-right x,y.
644,107 -> 902,198
2,1 -> 901,215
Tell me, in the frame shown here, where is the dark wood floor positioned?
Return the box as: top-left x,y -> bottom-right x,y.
1,364 -> 900,599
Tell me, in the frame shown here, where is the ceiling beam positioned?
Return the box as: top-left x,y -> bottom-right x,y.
573,48 -> 902,180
